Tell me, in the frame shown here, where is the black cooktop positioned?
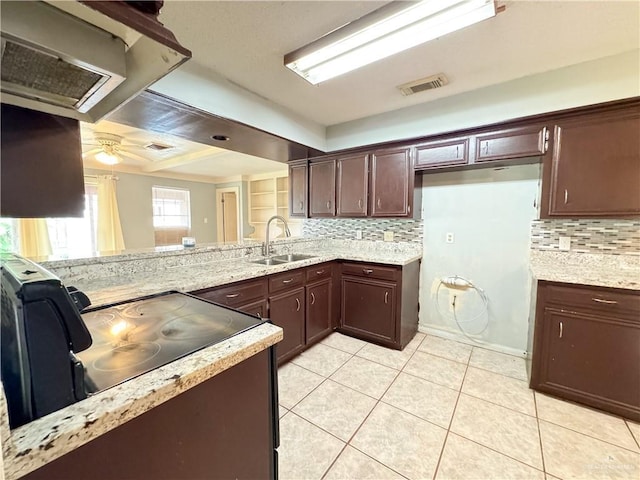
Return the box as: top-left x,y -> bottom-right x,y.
78,291 -> 265,394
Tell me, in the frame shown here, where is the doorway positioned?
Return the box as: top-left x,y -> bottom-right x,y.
216,187 -> 241,242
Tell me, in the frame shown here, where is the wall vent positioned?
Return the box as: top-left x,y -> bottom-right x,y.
145,142 -> 174,151
397,73 -> 449,96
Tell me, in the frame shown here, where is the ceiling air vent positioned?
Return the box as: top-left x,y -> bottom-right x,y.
145,142 -> 174,152
398,74 -> 449,96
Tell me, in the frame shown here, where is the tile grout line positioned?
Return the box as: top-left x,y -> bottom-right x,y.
625,421 -> 640,450
533,391 -> 548,476
431,346 -> 472,480
319,336 -> 428,479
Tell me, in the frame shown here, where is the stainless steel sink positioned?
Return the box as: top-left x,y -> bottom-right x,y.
250,253 -> 316,266
272,254 -> 316,262
251,257 -> 289,266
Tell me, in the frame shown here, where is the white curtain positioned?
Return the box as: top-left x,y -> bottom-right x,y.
96,175 -> 125,252
19,218 -> 52,258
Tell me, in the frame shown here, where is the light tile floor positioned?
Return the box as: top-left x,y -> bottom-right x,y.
277,332 -> 640,480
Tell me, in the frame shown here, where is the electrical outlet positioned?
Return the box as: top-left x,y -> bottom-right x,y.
383,231 -> 394,242
446,232 -> 454,244
559,236 -> 571,251
355,230 -> 363,240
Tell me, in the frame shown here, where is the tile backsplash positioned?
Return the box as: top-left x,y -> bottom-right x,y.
302,218 -> 423,243
531,219 -> 640,255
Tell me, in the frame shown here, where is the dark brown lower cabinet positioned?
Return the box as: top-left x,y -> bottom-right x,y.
306,277 -> 332,344
530,281 -> 640,421
339,260 -> 420,350
24,348 -> 278,480
341,277 -> 396,344
237,298 -> 268,319
269,287 -> 305,363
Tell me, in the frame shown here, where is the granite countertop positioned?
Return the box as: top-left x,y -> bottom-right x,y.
1,323 -> 282,480
70,247 -> 423,307
530,250 -> 640,290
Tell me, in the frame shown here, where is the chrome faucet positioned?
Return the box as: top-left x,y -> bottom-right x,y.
263,215 -> 291,256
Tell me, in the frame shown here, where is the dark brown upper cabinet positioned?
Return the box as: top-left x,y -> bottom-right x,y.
336,153 -> 369,217
370,147 -> 413,217
414,136 -> 470,169
473,125 -> 549,164
309,159 -> 337,217
1,104 -> 85,218
288,160 -> 308,218
541,106 -> 640,218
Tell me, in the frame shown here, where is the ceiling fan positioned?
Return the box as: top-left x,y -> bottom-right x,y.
82,132 -> 153,165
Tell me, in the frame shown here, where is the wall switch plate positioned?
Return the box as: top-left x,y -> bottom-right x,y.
559,236 -> 571,251
355,230 -> 363,240
383,231 -> 394,242
446,232 -> 454,244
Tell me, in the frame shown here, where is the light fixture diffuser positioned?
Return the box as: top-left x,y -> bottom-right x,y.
285,0 -> 497,85
95,150 -> 121,165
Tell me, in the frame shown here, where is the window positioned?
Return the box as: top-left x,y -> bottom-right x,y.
47,184 -> 98,257
0,180 -> 98,258
152,186 -> 191,246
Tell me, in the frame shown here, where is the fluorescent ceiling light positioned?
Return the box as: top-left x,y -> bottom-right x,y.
285,0 -> 497,85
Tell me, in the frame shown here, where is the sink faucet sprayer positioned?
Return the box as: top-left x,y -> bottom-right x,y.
263,215 -> 291,256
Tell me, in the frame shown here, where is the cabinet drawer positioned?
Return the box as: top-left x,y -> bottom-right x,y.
474,125 -> 548,163
269,269 -> 305,294
341,262 -> 399,281
306,263 -> 333,283
545,283 -> 640,320
414,137 -> 469,169
193,279 -> 267,307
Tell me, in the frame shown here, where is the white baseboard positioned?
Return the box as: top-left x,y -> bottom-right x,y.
418,324 -> 527,358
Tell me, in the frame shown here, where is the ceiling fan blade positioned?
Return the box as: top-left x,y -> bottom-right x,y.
82,148 -> 102,158
120,150 -> 150,163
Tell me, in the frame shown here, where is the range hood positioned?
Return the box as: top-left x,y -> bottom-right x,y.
0,1 -> 191,123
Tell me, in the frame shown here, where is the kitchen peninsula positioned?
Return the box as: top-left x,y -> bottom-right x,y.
0,237 -> 421,479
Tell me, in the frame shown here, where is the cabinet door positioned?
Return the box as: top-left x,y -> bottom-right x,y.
269,287 -> 305,363
337,153 -> 368,217
237,299 -> 268,319
341,277 -> 396,345
533,308 -> 640,419
414,136 -> 469,170
474,125 -> 548,163
309,159 -> 336,217
546,110 -> 640,216
370,147 -> 413,217
306,278 -> 332,344
289,162 -> 308,217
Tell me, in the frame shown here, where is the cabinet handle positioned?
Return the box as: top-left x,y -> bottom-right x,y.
363,268 -> 373,274
316,270 -> 325,275
559,321 -> 563,339
358,198 -> 363,209
311,292 -> 315,305
225,293 -> 240,298
408,204 -> 411,214
592,298 -> 618,305
256,312 -> 262,318
482,141 -> 490,155
384,291 -> 389,304
564,189 -> 568,204
299,201 -> 303,210
377,198 -> 381,208
326,201 -> 331,210
282,278 -> 294,284
295,298 -> 301,312
456,145 -> 459,157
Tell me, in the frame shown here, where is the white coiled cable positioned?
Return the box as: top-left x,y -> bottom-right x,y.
435,276 -> 489,343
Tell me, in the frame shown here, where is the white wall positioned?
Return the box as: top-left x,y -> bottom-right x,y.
327,50 -> 640,150
419,164 -> 540,354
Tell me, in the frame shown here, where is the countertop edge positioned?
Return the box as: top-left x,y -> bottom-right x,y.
3,323 -> 282,480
